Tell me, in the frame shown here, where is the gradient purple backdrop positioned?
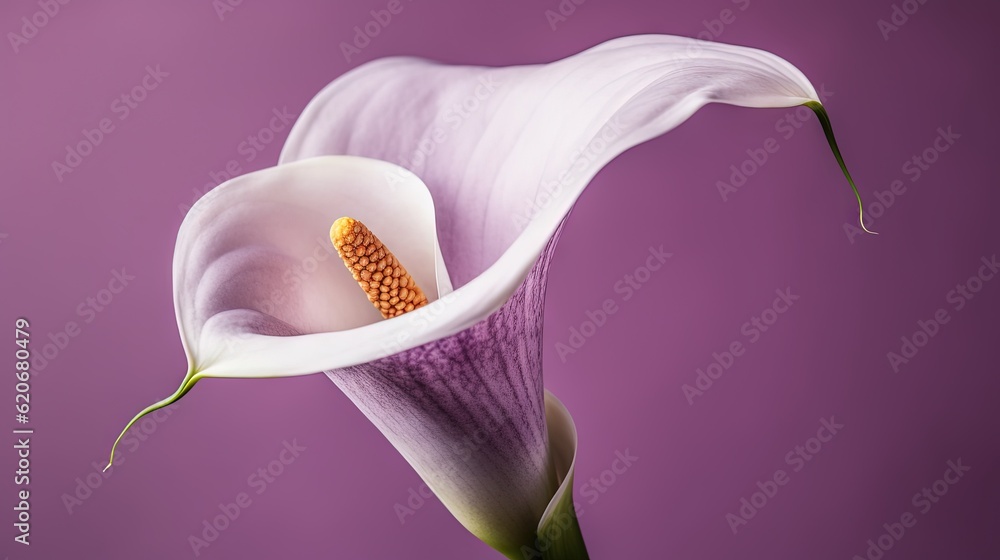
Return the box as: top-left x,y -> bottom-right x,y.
2,1 -> 998,559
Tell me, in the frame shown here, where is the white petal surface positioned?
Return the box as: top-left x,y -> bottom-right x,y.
182,35 -> 822,379
280,34 -> 819,335
173,156 -> 448,377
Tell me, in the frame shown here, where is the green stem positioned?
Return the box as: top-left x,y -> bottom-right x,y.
805,101 -> 877,235
104,371 -> 201,471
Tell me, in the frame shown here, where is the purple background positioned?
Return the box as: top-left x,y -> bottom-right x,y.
2,0 -> 997,559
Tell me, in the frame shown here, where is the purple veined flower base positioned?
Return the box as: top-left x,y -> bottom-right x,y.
328,226 -> 568,555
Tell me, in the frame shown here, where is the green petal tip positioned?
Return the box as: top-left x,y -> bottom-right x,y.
805,100 -> 878,236
104,371 -> 200,472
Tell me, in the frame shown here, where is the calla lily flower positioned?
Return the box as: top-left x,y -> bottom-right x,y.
111,35 -> 868,559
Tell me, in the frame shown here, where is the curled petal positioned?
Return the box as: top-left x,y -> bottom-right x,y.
534,391 -> 588,560
173,155 -> 450,378
281,34 -> 822,303
170,35 -> 831,380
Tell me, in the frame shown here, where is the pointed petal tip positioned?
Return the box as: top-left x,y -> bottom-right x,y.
105,371 -> 199,471
804,102 -> 878,237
